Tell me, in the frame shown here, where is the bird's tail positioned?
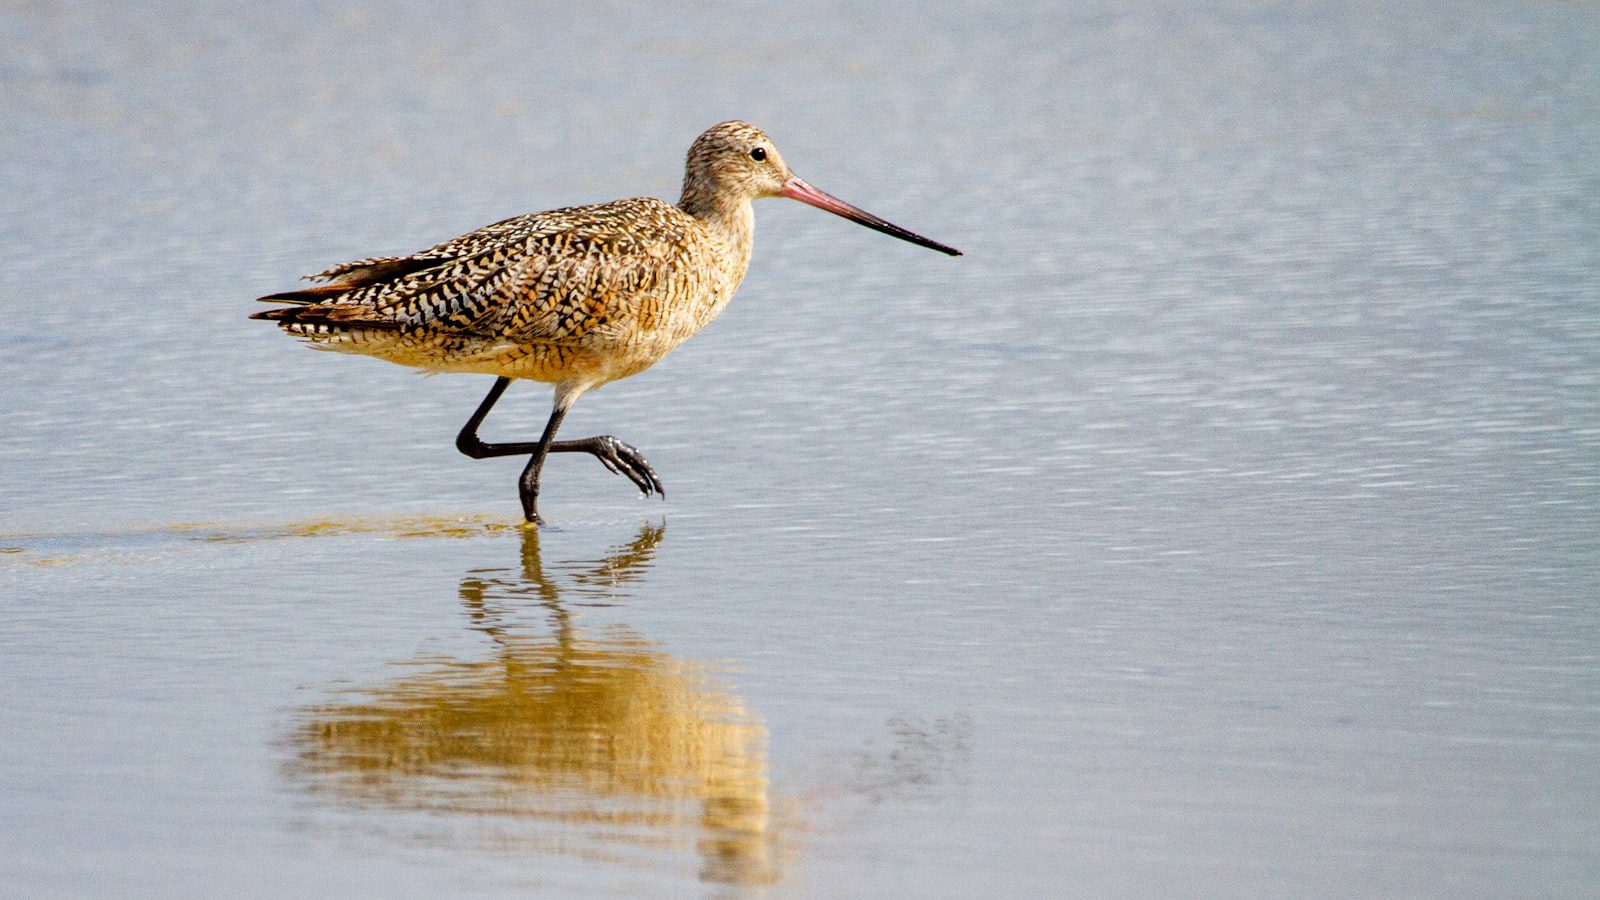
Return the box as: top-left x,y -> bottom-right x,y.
249,303 -> 401,331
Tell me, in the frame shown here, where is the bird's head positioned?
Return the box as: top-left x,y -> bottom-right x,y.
680,120 -> 961,256
682,120 -> 791,203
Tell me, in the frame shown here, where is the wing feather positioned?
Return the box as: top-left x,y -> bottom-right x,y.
253,199 -> 693,346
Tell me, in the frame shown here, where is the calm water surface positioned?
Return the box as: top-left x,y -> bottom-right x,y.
2,2 -> 1597,896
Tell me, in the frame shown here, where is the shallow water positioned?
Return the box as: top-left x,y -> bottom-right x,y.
3,1 -> 1598,896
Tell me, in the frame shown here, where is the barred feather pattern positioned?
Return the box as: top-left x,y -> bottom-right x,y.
256,196 -> 752,391
253,122 -> 793,396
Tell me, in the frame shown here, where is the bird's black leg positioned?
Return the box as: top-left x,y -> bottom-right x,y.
455,378 -> 665,521
517,404 -> 568,525
456,377 -> 543,458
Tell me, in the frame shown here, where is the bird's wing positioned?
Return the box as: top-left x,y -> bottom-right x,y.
253,199 -> 694,344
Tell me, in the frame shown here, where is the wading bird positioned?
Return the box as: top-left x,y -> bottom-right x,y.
253,121 -> 960,524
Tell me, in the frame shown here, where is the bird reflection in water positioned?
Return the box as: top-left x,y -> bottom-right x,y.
283,521 -> 784,886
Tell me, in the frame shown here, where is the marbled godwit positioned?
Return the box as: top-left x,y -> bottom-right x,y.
253,121 -> 960,523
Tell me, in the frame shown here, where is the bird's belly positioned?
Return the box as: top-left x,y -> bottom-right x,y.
298,288 -> 730,386
501,335 -> 678,384
494,292 -> 729,385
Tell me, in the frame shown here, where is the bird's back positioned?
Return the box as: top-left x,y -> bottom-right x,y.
254,197 -> 750,387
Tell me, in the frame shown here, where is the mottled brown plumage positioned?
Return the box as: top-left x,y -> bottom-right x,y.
253,121 -> 959,523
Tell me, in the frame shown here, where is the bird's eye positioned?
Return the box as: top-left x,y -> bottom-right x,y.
750,147 -> 767,161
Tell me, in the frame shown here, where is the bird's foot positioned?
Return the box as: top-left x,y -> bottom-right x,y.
517,477 -> 545,525
520,496 -> 545,526
585,436 -> 665,499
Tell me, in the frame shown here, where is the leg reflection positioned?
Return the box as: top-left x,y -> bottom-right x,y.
285,520 -> 784,886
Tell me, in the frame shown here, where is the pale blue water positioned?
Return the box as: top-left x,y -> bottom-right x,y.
2,1 -> 1598,896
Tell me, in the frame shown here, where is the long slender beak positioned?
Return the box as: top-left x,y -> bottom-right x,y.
781,175 -> 962,256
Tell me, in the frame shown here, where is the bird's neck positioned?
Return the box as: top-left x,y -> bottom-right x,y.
678,188 -> 754,258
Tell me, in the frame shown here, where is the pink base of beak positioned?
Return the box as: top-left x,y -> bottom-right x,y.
780,176 -> 962,256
